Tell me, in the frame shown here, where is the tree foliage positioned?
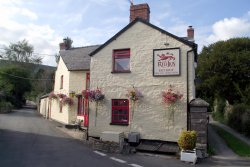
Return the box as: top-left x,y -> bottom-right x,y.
0,67 -> 32,108
63,37 -> 73,50
197,38 -> 250,105
3,39 -> 42,64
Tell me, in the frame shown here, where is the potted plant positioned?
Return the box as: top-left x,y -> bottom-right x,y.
177,130 -> 197,164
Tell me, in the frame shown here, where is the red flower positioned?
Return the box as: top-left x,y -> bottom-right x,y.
162,87 -> 183,105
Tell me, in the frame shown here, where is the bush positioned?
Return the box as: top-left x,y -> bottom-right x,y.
212,97 -> 226,123
0,101 -> 13,113
178,130 -> 197,150
227,104 -> 250,136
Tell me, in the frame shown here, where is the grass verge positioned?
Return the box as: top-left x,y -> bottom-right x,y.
207,144 -> 216,156
212,124 -> 250,157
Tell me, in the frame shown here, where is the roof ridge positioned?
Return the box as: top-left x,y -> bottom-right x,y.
69,44 -> 101,50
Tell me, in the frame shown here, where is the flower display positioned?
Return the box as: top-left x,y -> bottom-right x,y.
83,88 -> 105,126
49,92 -> 58,99
126,87 -> 143,132
81,90 -> 88,99
57,93 -> 66,99
88,88 -> 105,102
162,86 -> 183,105
126,87 -> 143,102
162,85 -> 183,127
62,96 -> 74,106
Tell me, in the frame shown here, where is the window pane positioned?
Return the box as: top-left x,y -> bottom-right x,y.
115,58 -> 130,71
113,100 -> 128,106
114,109 -> 119,114
114,115 -> 118,120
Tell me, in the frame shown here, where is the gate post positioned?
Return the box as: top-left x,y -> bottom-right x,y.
189,98 -> 209,155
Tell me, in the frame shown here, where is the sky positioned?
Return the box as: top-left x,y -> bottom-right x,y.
0,0 -> 250,66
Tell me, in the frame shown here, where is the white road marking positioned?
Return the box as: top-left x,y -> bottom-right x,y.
129,164 -> 143,167
93,151 -> 107,156
110,157 -> 127,163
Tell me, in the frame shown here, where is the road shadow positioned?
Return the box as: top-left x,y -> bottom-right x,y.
0,129 -> 93,167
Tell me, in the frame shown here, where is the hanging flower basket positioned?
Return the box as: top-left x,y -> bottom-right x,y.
162,85 -> 183,127
126,87 -> 143,102
81,90 -> 89,99
57,93 -> 66,99
88,88 -> 105,102
86,88 -> 105,126
126,87 -> 143,132
62,96 -> 74,106
49,92 -> 58,99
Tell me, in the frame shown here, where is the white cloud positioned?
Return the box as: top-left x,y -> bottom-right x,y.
207,15 -> 250,43
0,0 -> 61,66
0,1 -> 37,21
20,8 -> 38,20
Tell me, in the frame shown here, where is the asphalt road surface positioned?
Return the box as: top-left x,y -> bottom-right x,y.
1,109 -> 250,167
0,109 -> 191,167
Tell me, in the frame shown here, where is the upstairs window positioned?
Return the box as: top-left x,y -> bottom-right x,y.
111,99 -> 129,125
60,75 -> 63,89
113,49 -> 130,72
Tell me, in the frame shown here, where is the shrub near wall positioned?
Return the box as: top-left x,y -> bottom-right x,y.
0,101 -> 13,113
227,104 -> 250,137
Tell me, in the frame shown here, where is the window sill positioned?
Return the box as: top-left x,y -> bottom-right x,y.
110,123 -> 129,126
111,71 -> 131,74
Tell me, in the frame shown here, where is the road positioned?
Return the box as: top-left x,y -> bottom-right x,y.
0,108 -> 192,167
1,109 -> 249,167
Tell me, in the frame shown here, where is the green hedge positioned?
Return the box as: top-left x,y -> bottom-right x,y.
0,101 -> 13,113
227,104 -> 250,137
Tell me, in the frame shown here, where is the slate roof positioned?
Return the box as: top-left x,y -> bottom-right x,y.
90,18 -> 197,61
60,45 -> 100,71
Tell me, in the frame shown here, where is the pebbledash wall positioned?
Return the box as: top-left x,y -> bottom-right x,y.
88,20 -> 196,142
50,57 -> 88,124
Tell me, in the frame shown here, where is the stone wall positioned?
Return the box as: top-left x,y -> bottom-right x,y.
92,138 -> 121,153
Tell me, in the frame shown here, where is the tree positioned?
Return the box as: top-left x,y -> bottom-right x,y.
0,67 -> 32,108
197,38 -> 250,105
55,53 -> 60,64
3,39 -> 42,64
63,37 -> 73,50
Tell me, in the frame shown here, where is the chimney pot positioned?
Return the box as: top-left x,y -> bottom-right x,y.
187,26 -> 194,40
130,3 -> 150,22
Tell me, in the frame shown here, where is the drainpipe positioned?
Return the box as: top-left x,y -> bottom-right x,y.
186,45 -> 197,130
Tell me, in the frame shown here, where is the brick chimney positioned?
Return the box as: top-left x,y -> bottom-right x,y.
187,26 -> 194,41
130,3 -> 150,22
59,42 -> 66,50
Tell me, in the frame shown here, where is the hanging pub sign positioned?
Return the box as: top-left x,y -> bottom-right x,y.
153,48 -> 180,76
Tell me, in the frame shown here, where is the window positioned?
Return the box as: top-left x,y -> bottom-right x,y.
60,75 -> 63,89
111,99 -> 129,125
113,49 -> 130,72
77,96 -> 84,116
